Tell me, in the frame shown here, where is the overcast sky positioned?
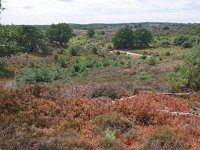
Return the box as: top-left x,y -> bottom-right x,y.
2,0 -> 200,24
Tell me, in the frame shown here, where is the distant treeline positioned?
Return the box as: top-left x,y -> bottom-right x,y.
34,22 -> 199,30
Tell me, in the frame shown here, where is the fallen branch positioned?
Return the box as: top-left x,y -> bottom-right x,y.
160,109 -> 200,117
158,92 -> 191,97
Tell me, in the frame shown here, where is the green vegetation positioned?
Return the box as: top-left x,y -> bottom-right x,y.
47,23 -> 73,46
0,25 -> 21,57
134,28 -> 153,48
15,60 -> 61,84
112,26 -> 135,49
87,28 -> 95,38
143,126 -> 190,150
0,62 -> 14,78
19,25 -> 49,54
167,45 -> 200,91
138,71 -> 150,81
1,22 -> 200,150
113,26 -> 153,49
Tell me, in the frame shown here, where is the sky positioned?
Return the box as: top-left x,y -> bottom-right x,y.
1,0 -> 200,24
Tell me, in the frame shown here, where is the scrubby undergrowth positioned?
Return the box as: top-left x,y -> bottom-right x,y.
0,84 -> 200,150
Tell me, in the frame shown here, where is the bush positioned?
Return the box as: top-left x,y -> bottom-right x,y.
165,51 -> 171,56
58,48 -> 66,54
167,45 -> 200,91
97,137 -> 125,150
94,113 -> 132,134
91,46 -> 98,54
68,60 -> 89,78
146,57 -> 156,65
174,36 -> 189,46
56,55 -> 67,68
87,28 -> 95,38
15,64 -> 61,84
116,51 -> 121,55
143,126 -> 191,150
140,54 -> 147,59
68,45 -> 81,56
167,65 -> 189,91
107,44 -> 114,51
161,41 -> 170,48
0,62 -> 14,78
125,60 -> 132,68
138,72 -> 150,81
182,41 -> 193,48
163,26 -> 169,30
98,31 -> 106,35
188,36 -> 200,46
87,84 -> 127,99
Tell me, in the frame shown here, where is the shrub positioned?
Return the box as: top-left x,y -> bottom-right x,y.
94,113 -> 132,134
97,138 -> 126,150
167,65 -> 189,91
15,67 -> 37,84
68,60 -> 89,78
98,31 -> 106,35
165,51 -> 171,56
125,60 -> 132,68
163,26 -> 169,30
116,51 -> 121,55
182,41 -> 193,48
174,36 -> 189,46
0,62 -> 14,78
68,45 -> 82,56
147,57 -> 156,65
140,54 -> 147,59
167,45 -> 200,91
15,64 -> 61,84
87,28 -> 95,38
138,72 -> 150,81
111,60 -> 120,67
161,41 -> 170,48
188,36 -> 200,46
58,48 -> 66,54
105,129 -> 116,141
102,59 -> 110,67
91,46 -> 98,54
97,51 -> 105,57
107,44 -> 114,51
87,84 -> 127,99
56,55 -> 67,68
143,126 -> 191,150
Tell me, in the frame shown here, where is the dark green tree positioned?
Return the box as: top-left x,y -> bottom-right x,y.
47,23 -> 73,45
174,36 -> 189,46
134,28 -> 153,48
0,25 -> 21,57
112,26 -> 135,49
87,28 -> 95,38
18,25 -> 49,53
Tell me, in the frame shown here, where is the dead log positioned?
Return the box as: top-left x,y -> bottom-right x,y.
160,109 -> 200,117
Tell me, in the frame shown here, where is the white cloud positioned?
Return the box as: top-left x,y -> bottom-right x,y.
1,0 -> 200,24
